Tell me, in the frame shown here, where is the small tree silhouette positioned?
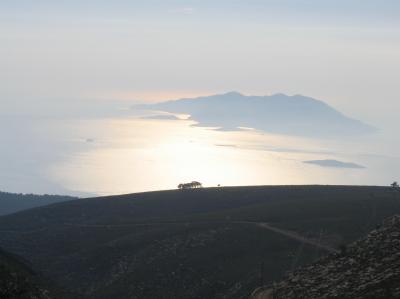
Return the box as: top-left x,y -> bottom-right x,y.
178,181 -> 202,190
191,181 -> 202,188
391,181 -> 399,189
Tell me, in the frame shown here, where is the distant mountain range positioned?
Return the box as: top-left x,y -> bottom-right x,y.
136,92 -> 375,138
0,192 -> 76,216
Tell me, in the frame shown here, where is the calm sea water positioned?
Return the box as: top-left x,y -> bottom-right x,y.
1,112 -> 399,196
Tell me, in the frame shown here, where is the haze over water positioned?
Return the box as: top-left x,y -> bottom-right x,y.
1,100 -> 398,196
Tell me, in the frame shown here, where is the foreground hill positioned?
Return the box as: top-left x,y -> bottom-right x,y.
0,191 -> 76,216
137,92 -> 375,137
0,186 -> 399,298
0,247 -> 51,299
252,215 -> 400,298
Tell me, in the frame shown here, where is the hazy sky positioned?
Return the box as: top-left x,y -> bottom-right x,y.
1,1 -> 400,195
1,1 -> 400,127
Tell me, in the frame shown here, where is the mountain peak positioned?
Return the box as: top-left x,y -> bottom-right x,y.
271,93 -> 289,98
220,91 -> 243,97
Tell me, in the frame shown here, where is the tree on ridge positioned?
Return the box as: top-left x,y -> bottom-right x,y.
178,181 -> 203,190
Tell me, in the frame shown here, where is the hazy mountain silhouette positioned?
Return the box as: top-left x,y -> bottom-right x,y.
141,114 -> 181,120
0,191 -> 76,216
137,92 -> 375,138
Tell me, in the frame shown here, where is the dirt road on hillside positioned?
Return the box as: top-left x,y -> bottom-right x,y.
60,220 -> 339,253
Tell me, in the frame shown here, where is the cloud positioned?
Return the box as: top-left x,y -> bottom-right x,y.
303,159 -> 365,169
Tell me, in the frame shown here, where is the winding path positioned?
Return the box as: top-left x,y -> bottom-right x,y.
61,220 -> 339,253
0,220 -> 338,253
243,221 -> 339,254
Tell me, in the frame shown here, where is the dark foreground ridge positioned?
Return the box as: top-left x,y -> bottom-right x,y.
0,185 -> 399,298
252,215 -> 400,299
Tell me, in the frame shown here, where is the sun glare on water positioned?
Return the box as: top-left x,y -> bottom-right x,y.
47,117 -> 304,195
45,113 -> 393,196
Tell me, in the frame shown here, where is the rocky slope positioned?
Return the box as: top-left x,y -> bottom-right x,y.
1,186 -> 399,298
0,247 -> 51,299
252,215 -> 400,299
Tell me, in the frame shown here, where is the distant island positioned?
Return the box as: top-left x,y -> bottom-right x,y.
303,159 -> 365,169
135,92 -> 375,138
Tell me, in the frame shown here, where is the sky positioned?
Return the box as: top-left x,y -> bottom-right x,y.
1,1 -> 399,126
0,1 -> 400,195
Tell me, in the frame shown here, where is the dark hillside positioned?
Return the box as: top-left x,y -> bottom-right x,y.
0,191 -> 76,216
0,186 -> 399,298
0,247 -> 50,298
252,215 -> 400,298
